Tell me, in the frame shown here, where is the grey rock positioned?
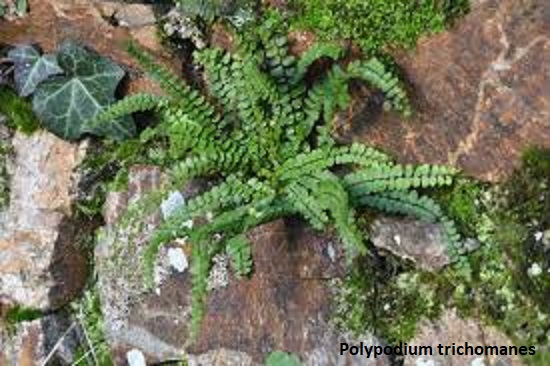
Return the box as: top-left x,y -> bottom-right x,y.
371,217 -> 451,271
0,313 -> 82,365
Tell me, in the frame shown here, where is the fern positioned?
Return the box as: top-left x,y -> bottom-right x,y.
93,16 -> 462,341
226,234 -> 253,277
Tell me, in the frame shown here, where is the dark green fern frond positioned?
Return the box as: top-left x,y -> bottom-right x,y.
285,179 -> 329,230
293,42 -> 344,82
344,164 -> 456,195
226,234 -> 253,277
85,93 -> 168,132
354,190 -> 461,256
314,172 -> 366,254
127,43 -> 218,125
346,58 -> 411,116
170,154 -> 219,184
189,238 -> 212,340
276,143 -> 390,182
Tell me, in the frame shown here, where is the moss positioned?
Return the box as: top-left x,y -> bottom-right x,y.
288,0 -> 469,54
435,178 -> 484,237
0,87 -> 41,135
4,305 -> 43,325
0,137 -> 10,209
332,256 -> 443,343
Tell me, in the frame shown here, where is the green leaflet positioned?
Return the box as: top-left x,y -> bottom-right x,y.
32,41 -> 135,141
7,45 -> 63,97
226,234 -> 253,277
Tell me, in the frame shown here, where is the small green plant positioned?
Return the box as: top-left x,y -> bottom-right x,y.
265,350 -> 302,366
71,287 -> 114,366
289,0 -> 469,53
91,16 -> 461,339
3,305 -> 43,335
0,86 -> 41,134
0,134 -> 10,208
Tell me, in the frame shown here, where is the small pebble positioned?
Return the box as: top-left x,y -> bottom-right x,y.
127,349 -> 146,366
168,247 -> 188,273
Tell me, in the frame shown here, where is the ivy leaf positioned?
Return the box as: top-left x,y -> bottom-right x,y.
7,45 -> 63,97
32,41 -> 135,141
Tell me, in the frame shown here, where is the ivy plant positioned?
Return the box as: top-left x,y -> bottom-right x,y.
90,16 -> 462,339
5,41 -> 135,141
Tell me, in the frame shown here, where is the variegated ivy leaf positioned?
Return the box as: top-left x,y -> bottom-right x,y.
32,41 -> 135,141
7,44 -> 63,97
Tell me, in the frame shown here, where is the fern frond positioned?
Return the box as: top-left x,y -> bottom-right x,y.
315,173 -> 367,254
226,234 -> 253,277
293,42 -> 344,82
170,154 -> 218,184
276,144 -> 390,182
285,180 -> 329,230
160,108 -> 219,158
354,190 -> 461,256
319,65 -> 352,129
344,164 -> 456,195
127,43 -> 217,125
346,58 -> 411,116
189,238 -> 212,340
85,93 -> 168,132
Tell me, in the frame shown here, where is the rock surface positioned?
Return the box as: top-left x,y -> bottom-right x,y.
0,131 -> 87,310
96,166 -> 390,365
0,313 -> 82,365
340,0 -> 550,182
403,309 -> 523,366
370,217 -> 451,271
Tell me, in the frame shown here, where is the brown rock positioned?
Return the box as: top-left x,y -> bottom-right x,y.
0,131 -> 88,310
370,217 -> 451,271
403,309 -> 523,366
340,0 -> 550,182
96,166 -> 390,365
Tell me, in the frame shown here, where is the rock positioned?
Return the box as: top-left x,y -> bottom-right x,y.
96,165 -> 390,365
0,313 -> 82,365
163,7 -> 206,49
101,3 -> 157,29
0,131 -> 88,310
403,309 -> 523,366
371,217 -> 451,271
341,0 -> 550,182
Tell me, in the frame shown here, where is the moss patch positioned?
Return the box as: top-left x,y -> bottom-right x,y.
288,0 -> 469,53
0,87 -> 40,135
